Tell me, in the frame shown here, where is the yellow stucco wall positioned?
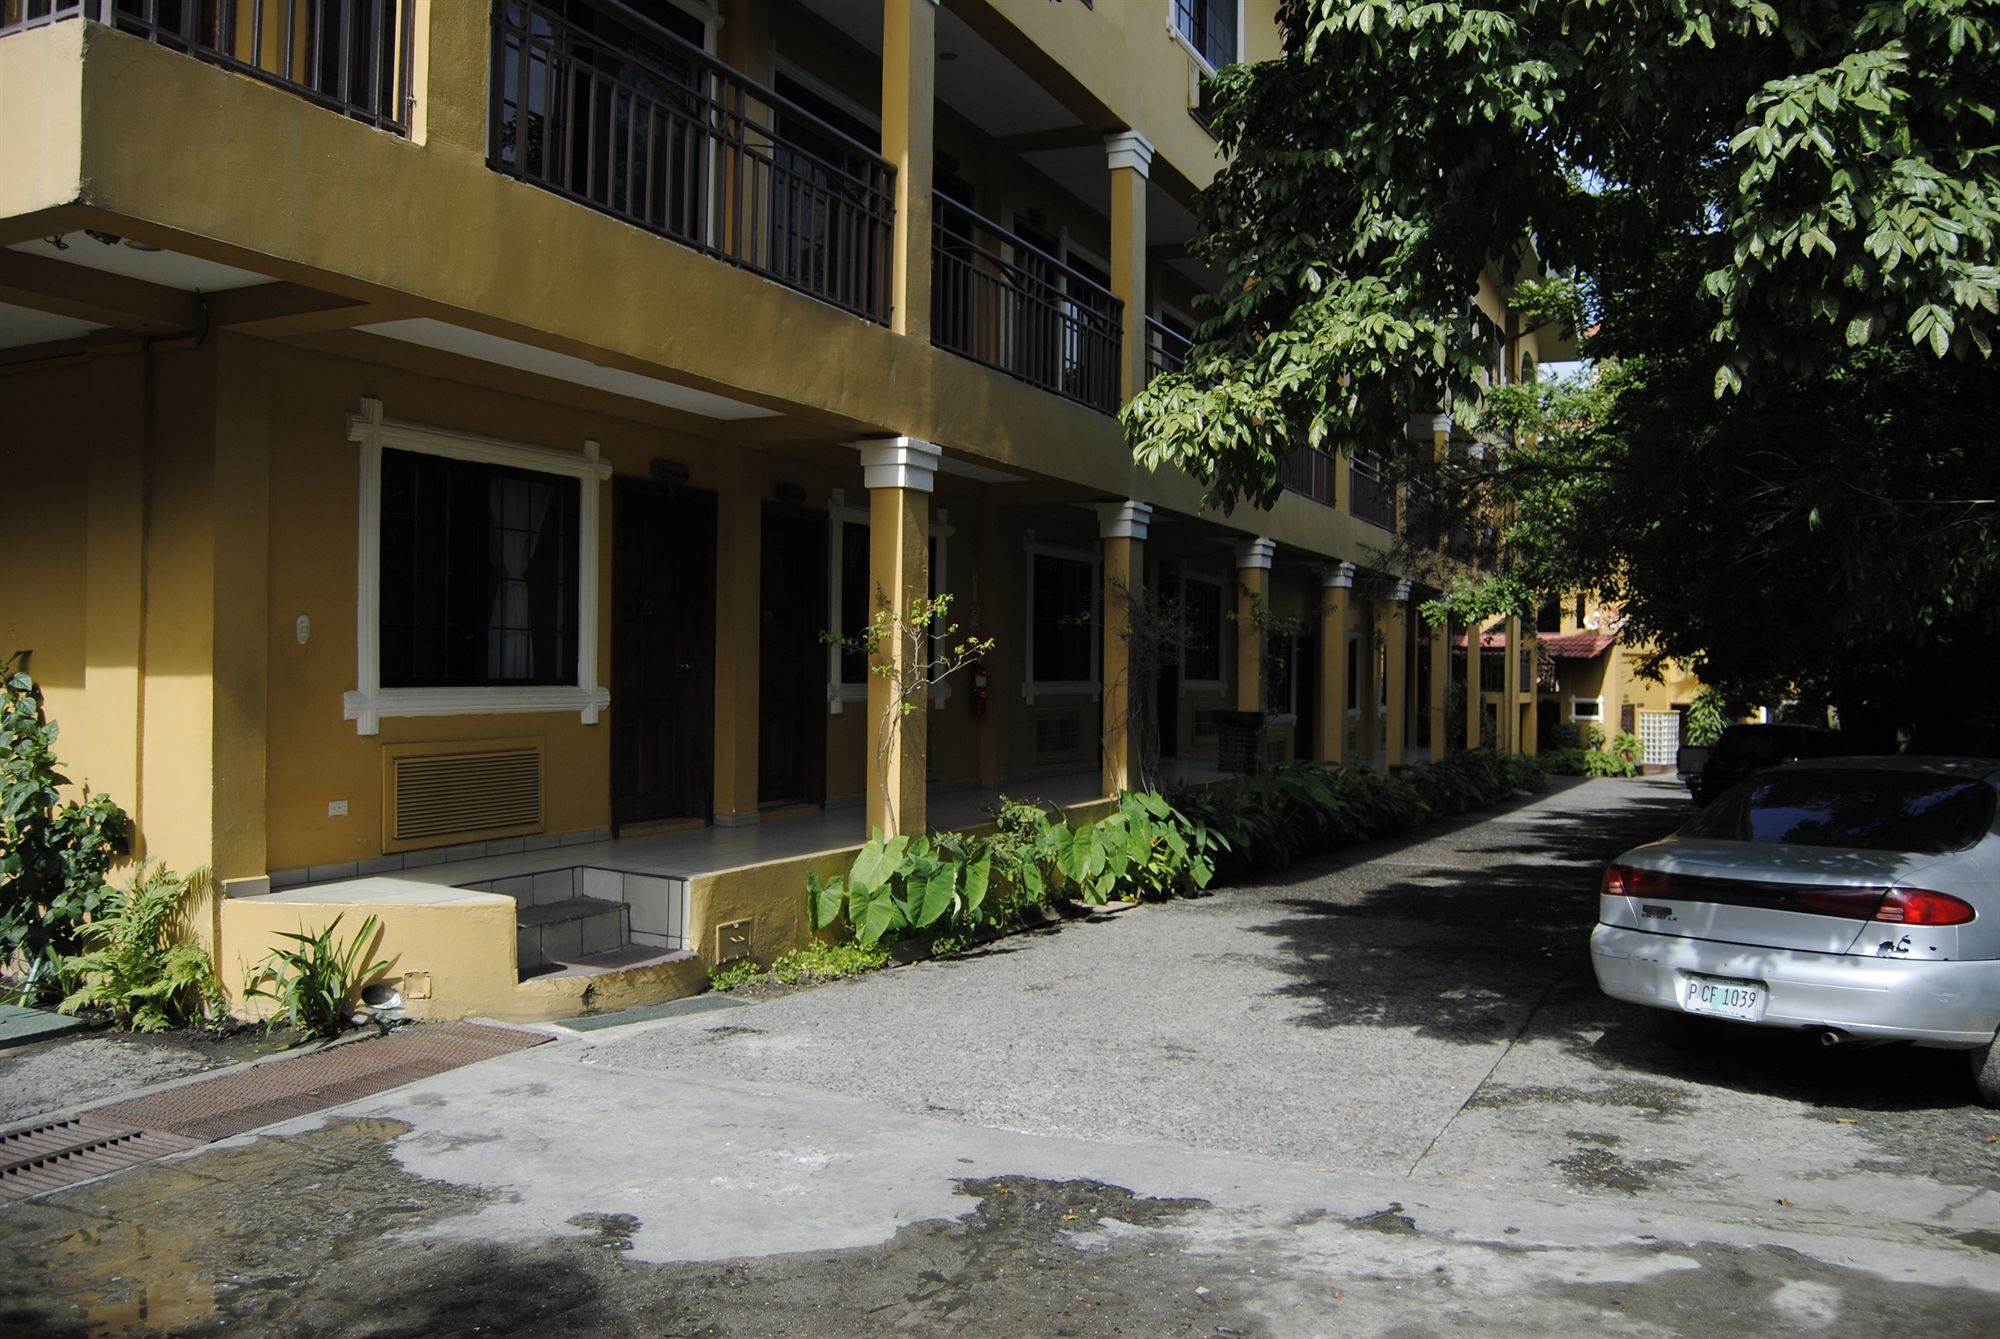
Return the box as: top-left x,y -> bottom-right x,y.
1,361 -> 91,733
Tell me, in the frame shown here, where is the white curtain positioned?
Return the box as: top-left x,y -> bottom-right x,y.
487,476 -> 557,679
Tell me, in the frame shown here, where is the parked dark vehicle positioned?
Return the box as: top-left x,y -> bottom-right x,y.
1687,724 -> 1850,806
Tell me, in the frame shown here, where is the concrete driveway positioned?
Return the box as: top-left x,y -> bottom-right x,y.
5,777 -> 1997,1337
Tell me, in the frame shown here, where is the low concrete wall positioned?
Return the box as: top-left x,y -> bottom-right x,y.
220,882 -> 519,1023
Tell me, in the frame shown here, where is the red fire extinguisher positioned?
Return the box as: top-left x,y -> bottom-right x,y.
969,660 -> 988,716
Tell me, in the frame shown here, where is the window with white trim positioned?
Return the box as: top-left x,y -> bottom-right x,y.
1181,576 -> 1224,687
1172,0 -> 1238,70
342,399 -> 610,735
1572,697 -> 1604,721
1023,538 -> 1099,702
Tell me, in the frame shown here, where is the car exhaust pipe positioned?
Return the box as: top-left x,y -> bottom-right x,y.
1815,1028 -> 1849,1047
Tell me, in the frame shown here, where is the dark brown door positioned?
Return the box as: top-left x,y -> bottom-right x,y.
758,510 -> 827,806
611,480 -> 715,828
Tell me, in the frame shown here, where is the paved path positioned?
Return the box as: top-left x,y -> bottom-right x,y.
4,777 -> 1998,1337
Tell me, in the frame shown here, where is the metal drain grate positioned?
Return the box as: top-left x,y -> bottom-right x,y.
88,1021 -> 549,1143
0,1021 -> 547,1202
0,1118 -> 202,1204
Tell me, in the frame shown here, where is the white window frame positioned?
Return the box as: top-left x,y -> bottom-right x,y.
1022,532 -> 1101,706
342,398 -> 611,736
1166,0 -> 1244,75
1180,573 -> 1227,694
1571,697 -> 1605,721
825,491 -> 953,714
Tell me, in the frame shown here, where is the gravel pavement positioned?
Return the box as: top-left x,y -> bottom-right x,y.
5,775 -> 1997,1337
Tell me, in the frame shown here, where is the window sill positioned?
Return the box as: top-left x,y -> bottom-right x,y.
1022,680 -> 1101,707
344,684 -> 609,735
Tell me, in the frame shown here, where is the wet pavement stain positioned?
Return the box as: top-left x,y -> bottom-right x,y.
1551,1144 -> 1690,1195
1467,1078 -> 1696,1122
1,1128 -> 1258,1339
1350,1202 -> 1418,1234
566,1212 -> 641,1253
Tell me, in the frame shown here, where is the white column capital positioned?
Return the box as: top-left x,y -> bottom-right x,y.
1390,579 -> 1413,602
1409,412 -> 1452,439
857,436 -> 941,493
1097,500 -> 1153,541
1322,561 -> 1357,590
1105,131 -> 1156,178
1233,537 -> 1276,571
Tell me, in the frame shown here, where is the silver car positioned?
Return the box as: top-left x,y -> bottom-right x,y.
1591,757 -> 2000,1105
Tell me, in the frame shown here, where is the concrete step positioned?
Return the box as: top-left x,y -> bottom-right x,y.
517,897 -> 628,973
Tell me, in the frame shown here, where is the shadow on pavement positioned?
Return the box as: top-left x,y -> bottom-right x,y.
1238,781 -> 1992,1116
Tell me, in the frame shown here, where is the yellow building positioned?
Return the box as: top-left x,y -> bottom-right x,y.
0,0 -> 1565,1019
1529,597 -> 1705,766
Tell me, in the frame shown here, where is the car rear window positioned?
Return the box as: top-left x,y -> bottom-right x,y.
1714,728 -> 1792,763
1682,770 -> 1997,854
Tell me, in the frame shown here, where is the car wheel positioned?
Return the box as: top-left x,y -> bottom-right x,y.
1971,1032 -> 2000,1107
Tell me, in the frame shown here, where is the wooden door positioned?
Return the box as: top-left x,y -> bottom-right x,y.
611,480 -> 715,828
758,510 -> 826,806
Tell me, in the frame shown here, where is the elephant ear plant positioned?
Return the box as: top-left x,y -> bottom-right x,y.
244,913 -> 390,1043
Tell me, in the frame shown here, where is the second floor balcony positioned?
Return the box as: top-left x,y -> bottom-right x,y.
931,193 -> 1123,416
489,0 -> 895,324
2,0 -> 414,131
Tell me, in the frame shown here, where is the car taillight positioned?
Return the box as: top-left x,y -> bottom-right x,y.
1602,865 -> 1674,897
1794,887 -> 1976,926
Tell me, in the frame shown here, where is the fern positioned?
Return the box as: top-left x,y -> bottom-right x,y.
59,864 -> 219,1033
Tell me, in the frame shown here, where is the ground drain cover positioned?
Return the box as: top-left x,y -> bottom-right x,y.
0,1020 -> 546,1203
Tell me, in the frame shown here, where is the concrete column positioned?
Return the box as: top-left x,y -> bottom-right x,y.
1521,628 -> 1542,758
1105,132 -> 1154,403
413,0 -> 490,154
860,437 -> 939,837
1501,613 -> 1524,754
82,347 -> 147,846
719,0 -> 774,81
1429,608 -> 1452,763
1384,580 -> 1411,767
1098,501 -> 1151,796
712,447 -> 762,827
1315,562 -> 1355,763
210,334 -> 271,896
1466,617 -> 1485,750
883,0 -> 936,342
1233,539 -> 1275,716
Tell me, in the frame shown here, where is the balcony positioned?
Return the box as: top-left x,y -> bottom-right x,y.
932,193 -> 1123,415
489,0 -> 895,324
1144,315 -> 1191,386
1275,447 -> 1338,507
1349,451 -> 1396,530
1,0 -> 414,132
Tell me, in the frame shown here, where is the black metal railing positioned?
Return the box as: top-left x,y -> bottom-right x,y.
2,0 -> 414,133
1350,451 -> 1396,530
1275,447 -> 1339,506
489,0 -> 895,324
1144,314 -> 1191,385
932,194 -> 1123,414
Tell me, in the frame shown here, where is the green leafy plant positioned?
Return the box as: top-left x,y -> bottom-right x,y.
771,939 -> 891,984
1608,732 -> 1645,766
1685,688 -> 1730,748
707,958 -> 765,992
808,829 -> 995,947
59,863 -> 221,1033
1049,790 -> 1222,904
243,913 -> 389,1042
2,653 -> 128,1005
983,796 -> 1064,914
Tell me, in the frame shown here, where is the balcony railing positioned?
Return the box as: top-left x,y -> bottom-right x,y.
1350,451 -> 1396,530
932,194 -> 1123,414
490,0 -> 895,324
1275,447 -> 1338,507
1144,315 -> 1191,385
2,0 -> 414,133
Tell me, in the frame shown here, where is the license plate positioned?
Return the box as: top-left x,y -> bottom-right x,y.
1678,973 -> 1765,1022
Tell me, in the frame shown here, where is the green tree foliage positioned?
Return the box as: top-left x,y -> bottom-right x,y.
1124,2 -> 1999,746
2,654 -> 127,1004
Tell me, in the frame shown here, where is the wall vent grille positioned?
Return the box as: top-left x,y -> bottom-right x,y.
388,742 -> 544,847
1034,714 -> 1081,759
